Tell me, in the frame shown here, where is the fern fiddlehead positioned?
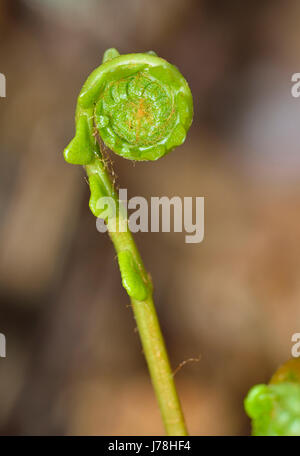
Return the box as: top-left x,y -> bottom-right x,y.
245,359 -> 300,436
63,48 -> 193,435
65,48 -> 192,164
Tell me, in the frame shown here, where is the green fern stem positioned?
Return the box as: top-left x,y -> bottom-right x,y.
84,154 -> 187,435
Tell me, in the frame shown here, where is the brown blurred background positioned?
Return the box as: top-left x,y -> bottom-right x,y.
1,0 -> 300,436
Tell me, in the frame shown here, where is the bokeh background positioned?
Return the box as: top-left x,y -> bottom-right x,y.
1,0 -> 300,435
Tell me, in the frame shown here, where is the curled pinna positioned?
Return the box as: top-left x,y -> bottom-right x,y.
64,48 -> 193,163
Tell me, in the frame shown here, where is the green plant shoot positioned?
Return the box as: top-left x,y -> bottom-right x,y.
245,359 -> 300,436
63,48 -> 193,436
